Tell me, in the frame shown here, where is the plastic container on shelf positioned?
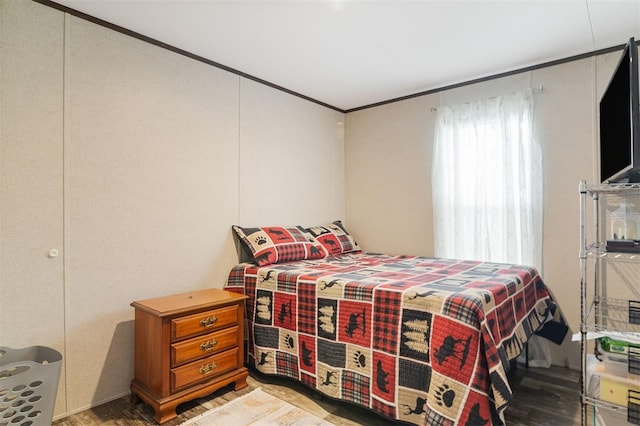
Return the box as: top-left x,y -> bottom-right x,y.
590,355 -> 640,407
602,351 -> 629,377
599,336 -> 640,376
0,346 -> 63,426
600,372 -> 640,406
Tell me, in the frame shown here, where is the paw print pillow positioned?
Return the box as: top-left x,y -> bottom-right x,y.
233,225 -> 327,266
305,220 -> 361,256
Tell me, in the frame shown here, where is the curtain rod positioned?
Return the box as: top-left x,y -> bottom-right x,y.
430,85 -> 544,112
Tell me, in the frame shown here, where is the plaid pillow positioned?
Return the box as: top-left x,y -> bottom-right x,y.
306,220 -> 361,256
233,225 -> 327,266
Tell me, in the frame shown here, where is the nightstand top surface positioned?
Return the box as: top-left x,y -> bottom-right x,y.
131,288 -> 246,317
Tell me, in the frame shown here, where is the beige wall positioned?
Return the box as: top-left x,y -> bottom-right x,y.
345,50 -> 628,370
0,0 -> 67,413
239,78 -> 345,226
1,0 -> 344,418
346,96 -> 436,255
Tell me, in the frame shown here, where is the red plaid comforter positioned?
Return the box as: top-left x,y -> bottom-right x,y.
224,253 -> 560,425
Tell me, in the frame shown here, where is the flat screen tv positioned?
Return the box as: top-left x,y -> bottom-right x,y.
600,37 -> 640,183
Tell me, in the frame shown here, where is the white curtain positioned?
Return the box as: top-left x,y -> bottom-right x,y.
432,89 -> 543,272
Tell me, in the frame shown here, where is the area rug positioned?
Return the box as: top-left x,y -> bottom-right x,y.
179,388 -> 334,426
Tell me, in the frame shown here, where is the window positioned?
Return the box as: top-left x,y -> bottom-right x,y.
431,90 -> 542,271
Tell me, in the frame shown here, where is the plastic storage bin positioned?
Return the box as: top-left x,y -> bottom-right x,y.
0,346 -> 63,426
599,371 -> 640,406
599,336 -> 640,376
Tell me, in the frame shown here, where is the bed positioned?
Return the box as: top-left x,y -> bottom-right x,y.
224,222 -> 566,426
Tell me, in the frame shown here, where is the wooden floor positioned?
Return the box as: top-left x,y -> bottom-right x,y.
52,364 -> 582,425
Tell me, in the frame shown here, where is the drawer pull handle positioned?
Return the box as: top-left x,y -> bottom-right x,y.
200,316 -> 218,328
199,339 -> 218,352
199,362 -> 217,375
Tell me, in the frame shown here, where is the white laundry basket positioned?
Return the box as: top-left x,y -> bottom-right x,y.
0,346 -> 62,426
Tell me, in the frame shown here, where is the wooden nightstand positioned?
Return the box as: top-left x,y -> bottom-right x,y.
130,288 -> 248,424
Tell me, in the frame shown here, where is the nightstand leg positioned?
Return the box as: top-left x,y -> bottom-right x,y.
155,404 -> 178,424
233,369 -> 249,391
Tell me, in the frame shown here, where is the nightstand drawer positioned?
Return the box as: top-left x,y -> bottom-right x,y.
171,305 -> 238,341
171,348 -> 239,392
171,326 -> 239,367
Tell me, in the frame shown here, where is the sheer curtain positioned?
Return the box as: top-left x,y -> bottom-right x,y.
431,89 -> 543,272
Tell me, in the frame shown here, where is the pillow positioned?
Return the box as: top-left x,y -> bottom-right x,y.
232,225 -> 327,266
305,220 -> 361,256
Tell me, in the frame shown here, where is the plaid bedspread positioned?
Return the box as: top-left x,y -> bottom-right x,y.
224,253 -> 562,425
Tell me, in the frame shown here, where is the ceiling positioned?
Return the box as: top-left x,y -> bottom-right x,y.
50,0 -> 640,112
